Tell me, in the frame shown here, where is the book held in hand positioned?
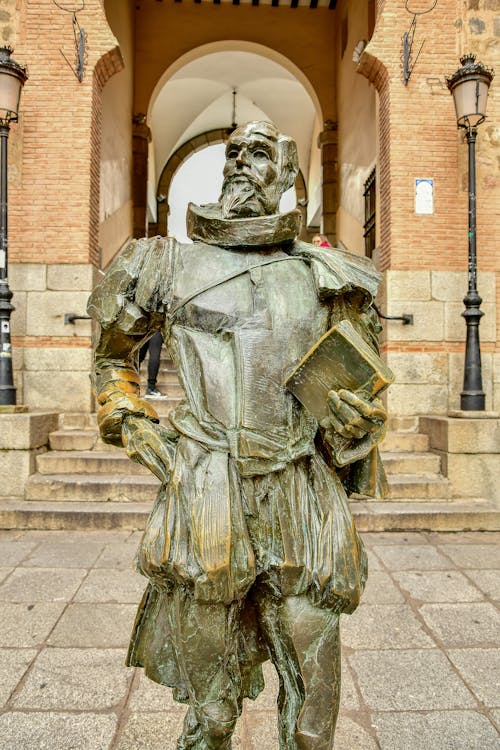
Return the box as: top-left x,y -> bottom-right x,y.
284,319 -> 395,422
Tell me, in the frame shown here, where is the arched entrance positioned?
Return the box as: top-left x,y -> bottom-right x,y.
137,44 -> 322,242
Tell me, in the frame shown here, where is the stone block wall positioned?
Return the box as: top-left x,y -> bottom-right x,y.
379,270 -> 497,416
9,263 -> 97,412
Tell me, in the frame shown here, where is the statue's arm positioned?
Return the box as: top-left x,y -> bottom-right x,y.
87,238 -> 178,482
321,300 -> 387,469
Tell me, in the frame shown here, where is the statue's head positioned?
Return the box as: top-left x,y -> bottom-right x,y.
219,121 -> 299,219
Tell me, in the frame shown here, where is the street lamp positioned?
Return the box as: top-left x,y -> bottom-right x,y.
0,47 -> 27,406
446,54 -> 494,411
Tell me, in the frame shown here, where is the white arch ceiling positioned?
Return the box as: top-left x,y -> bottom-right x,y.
149,47 -> 321,192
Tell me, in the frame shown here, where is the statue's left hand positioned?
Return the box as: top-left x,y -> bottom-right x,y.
322,389 -> 387,467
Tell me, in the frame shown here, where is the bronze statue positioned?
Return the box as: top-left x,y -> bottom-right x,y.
88,121 -> 389,749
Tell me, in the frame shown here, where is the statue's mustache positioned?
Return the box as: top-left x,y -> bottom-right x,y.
222,171 -> 266,193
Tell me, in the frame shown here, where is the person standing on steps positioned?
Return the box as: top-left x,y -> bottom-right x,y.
139,330 -> 167,398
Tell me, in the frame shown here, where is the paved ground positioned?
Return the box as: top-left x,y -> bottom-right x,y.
0,528 -> 499,749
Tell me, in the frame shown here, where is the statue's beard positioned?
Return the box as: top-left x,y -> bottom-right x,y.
219,175 -> 279,218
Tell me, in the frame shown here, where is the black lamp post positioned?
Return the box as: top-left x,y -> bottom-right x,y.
0,47 -> 27,406
446,54 -> 494,411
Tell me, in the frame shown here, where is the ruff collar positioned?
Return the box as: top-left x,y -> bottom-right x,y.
186,202 -> 302,248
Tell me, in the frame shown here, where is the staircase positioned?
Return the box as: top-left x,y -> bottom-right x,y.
3,354 -> 497,531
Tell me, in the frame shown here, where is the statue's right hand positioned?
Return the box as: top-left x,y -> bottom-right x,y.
121,414 -> 178,485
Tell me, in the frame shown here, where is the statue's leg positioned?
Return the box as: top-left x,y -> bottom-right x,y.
253,588 -> 340,750
168,588 -> 242,750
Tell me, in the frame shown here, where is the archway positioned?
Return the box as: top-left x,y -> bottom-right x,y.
144,45 -> 322,237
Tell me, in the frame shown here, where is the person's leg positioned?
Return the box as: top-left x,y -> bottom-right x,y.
139,339 -> 149,366
147,330 -> 163,390
253,587 -> 340,750
168,588 -> 242,750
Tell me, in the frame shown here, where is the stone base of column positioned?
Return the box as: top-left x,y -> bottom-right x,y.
419,413 -> 500,506
0,411 -> 59,498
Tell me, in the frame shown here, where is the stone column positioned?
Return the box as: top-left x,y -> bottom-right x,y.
156,198 -> 170,238
318,121 -> 339,243
132,114 -> 152,240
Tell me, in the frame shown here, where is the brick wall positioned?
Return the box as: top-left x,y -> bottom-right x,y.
11,0 -> 119,267
360,0 -> 499,415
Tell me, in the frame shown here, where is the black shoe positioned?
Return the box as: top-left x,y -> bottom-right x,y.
145,387 -> 168,399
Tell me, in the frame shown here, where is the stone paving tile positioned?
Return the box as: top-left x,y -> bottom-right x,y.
128,531 -> 146,544
349,650 -> 477,711
419,603 -> 500,648
0,711 -> 117,750
341,605 -> 435,650
129,672 -> 185,712
362,531 -> 428,546
22,529 -> 132,541
22,539 -> 105,568
2,602 -> 66,647
0,541 -> 38,566
241,710 -> 279,749
0,567 -> 12,584
244,661 -> 279,712
427,531 -> 500,544
0,530 -> 26,540
115,711 -> 198,750
361,570 -> 405,604
437,544 -> 500,569
12,647 -> 131,710
365,548 -> 383,571
74,568 -> 145,603
489,709 -> 500,731
466,569 -> 500,600
48,602 -> 137,648
371,544 -> 455,571
373,710 -> 500,750
0,566 -> 87,602
339,661 -> 360,711
334,715 -> 378,749
447,648 -> 500,707
0,649 -> 37,706
94,542 -> 138,570
392,570 -> 484,602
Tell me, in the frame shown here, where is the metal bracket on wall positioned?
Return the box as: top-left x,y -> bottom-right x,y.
53,1 -> 87,83
64,313 -> 91,325
373,304 -> 414,326
401,0 -> 438,86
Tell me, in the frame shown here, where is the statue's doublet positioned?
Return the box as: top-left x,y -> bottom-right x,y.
88,211 -> 385,689
168,241 -> 329,471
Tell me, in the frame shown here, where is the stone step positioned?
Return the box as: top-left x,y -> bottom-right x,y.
387,416 -> 420,433
58,412 -> 98,430
381,451 -> 442,476
49,430 -> 98,451
25,473 -> 160,503
387,474 -> 451,500
36,451 -> 148,476
25,468 -> 450,505
380,431 -> 430,453
1,498 -> 498,532
147,387 -> 184,400
155,371 -> 183,384
143,396 -> 181,413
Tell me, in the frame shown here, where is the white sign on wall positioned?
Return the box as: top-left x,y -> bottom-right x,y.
415,178 -> 434,215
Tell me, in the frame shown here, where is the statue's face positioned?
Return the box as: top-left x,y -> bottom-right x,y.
220,124 -> 281,218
